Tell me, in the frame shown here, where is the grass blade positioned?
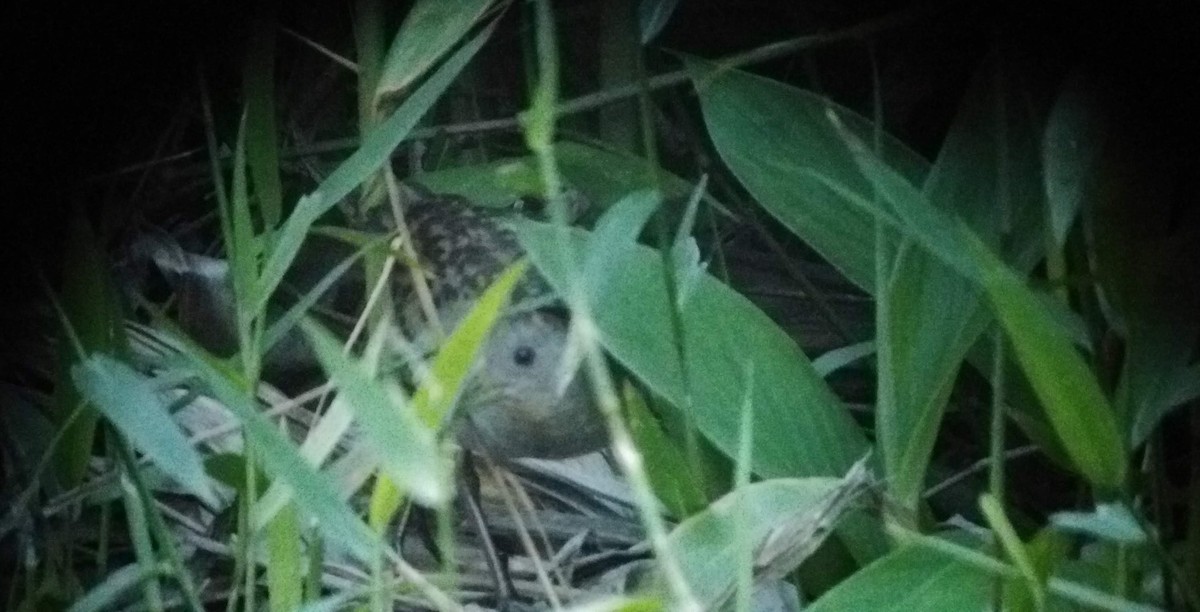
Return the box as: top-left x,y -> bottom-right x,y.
68,563 -> 157,612
256,19 -> 497,316
72,355 -> 217,507
301,319 -> 447,506
375,0 -> 496,104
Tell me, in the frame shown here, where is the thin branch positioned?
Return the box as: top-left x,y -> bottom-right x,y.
91,5 -> 927,181
923,445 -> 1038,500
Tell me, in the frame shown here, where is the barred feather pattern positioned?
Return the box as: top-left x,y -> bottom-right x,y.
359,190 -> 603,459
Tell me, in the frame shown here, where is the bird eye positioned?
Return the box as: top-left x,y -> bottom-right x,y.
513,345 -> 536,367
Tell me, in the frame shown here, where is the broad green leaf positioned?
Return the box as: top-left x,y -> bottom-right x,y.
688,57 -> 1050,509
512,220 -> 868,479
180,350 -> 382,562
301,320 -> 446,506
267,502 -> 303,612
72,355 -> 217,507
667,475 -> 864,609
1117,318 -> 1197,448
256,21 -> 495,316
1086,121 -> 1200,447
812,341 -> 875,378
806,541 -> 991,611
1098,204 -> 1200,447
375,0 -> 496,104
687,57 -> 930,292
583,190 -> 659,301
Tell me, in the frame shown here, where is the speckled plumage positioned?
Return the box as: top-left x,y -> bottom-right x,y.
362,192 -> 549,329
362,190 -> 604,459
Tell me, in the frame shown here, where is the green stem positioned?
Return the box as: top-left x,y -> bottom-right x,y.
988,331 -> 1007,502
525,1 -> 698,608
114,434 -> 205,611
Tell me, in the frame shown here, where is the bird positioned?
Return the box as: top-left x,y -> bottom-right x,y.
126,185 -> 607,461
366,187 -> 606,459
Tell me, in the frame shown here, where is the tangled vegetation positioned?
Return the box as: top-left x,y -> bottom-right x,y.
3,1 -> 1197,610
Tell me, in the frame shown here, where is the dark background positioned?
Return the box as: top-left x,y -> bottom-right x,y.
2,0 -> 1198,600
5,0 -> 1198,329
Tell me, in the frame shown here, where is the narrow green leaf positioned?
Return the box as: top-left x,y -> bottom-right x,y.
1043,71 -> 1106,247
877,56 -> 1047,509
298,591 -> 364,612
301,320 -> 447,506
981,266 -> 1127,489
205,452 -> 268,497
68,563 -> 156,612
72,355 -> 217,507
261,231 -> 388,354
119,472 -> 164,612
367,259 -> 529,526
624,383 -> 709,518
256,20 -> 496,315
366,474 -> 405,534
980,493 -> 1045,610
416,141 -> 723,214
638,0 -> 680,43
267,502 -> 303,612
54,214 -> 123,486
244,11 -> 283,229
565,596 -> 666,612
229,112 -> 261,333
375,0 -> 496,104
412,260 -> 530,428
1007,529 -> 1072,612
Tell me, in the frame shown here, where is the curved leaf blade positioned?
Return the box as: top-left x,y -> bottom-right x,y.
72,355 -> 217,507
512,219 -> 868,479
301,320 -> 447,506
